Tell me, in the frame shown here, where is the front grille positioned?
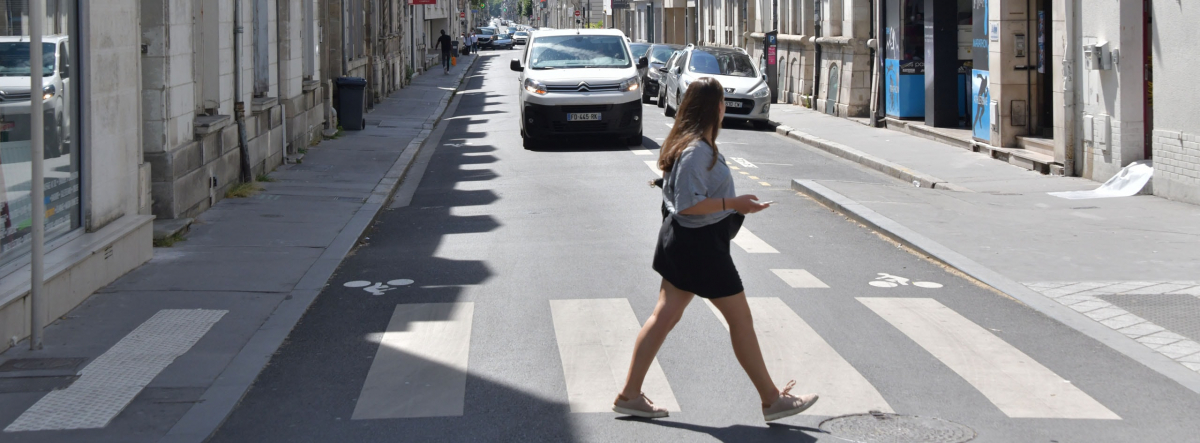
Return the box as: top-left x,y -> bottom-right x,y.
552,121 -> 608,132
546,83 -> 621,93
562,105 -> 610,113
725,98 -> 755,115
0,91 -> 32,101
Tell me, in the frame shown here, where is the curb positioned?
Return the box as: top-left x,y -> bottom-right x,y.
773,123 -> 972,193
791,178 -> 1200,397
159,55 -> 480,443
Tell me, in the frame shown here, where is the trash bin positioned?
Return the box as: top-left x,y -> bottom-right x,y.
335,77 -> 368,130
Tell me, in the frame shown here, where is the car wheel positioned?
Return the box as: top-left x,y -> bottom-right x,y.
624,132 -> 644,147
656,89 -> 666,108
641,90 -> 651,104
752,119 -> 773,130
521,130 -> 538,150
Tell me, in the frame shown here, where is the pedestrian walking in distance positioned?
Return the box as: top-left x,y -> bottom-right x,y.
614,77 -> 819,422
434,30 -> 452,74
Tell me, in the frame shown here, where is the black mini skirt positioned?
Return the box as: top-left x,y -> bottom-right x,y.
652,212 -> 746,299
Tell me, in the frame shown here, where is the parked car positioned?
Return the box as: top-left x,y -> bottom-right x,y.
491,33 -> 515,50
510,29 -> 648,149
513,31 -> 530,45
0,35 -> 71,160
476,26 -> 497,49
660,45 -> 771,128
635,43 -> 679,104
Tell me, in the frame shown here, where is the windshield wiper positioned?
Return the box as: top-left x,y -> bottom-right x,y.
530,66 -> 555,70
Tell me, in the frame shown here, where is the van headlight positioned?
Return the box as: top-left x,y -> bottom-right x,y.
751,85 -> 770,99
524,78 -> 547,95
619,77 -> 640,92
42,84 -> 56,100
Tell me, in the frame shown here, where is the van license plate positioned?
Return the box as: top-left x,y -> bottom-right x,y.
725,101 -> 743,108
567,113 -> 601,121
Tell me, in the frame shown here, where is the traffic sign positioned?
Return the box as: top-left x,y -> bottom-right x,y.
574,10 -> 580,16
460,12 -> 465,18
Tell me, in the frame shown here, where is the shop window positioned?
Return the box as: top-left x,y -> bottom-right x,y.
0,2 -> 80,266
253,0 -> 270,96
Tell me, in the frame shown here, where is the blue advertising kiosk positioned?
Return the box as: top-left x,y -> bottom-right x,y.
884,0 -> 924,119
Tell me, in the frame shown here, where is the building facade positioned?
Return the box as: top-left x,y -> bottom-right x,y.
0,1 -> 153,352
684,0 -> 1194,205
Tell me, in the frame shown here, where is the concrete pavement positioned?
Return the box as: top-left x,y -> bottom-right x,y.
0,54 -> 479,443
768,105 -> 1200,388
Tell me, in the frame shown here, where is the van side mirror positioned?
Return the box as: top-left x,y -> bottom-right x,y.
510,58 -> 522,72
637,57 -> 648,69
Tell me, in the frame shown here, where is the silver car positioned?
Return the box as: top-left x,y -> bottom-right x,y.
660,45 -> 771,129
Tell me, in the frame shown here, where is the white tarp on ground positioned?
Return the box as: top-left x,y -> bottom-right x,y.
1049,160 -> 1154,200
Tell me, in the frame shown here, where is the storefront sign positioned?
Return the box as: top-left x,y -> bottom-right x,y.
410,0 -> 437,5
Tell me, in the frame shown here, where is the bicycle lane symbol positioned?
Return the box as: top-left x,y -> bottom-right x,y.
869,273 -> 943,289
343,279 -> 415,295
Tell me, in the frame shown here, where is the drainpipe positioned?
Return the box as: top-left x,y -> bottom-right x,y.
812,1 -> 822,110
234,0 -> 252,183
1062,0 -> 1078,175
869,0 -> 884,127
28,0 -> 44,350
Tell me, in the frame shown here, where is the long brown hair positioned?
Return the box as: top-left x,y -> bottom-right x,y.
658,77 -> 724,172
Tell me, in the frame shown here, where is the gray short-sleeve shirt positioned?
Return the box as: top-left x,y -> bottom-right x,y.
662,141 -> 737,228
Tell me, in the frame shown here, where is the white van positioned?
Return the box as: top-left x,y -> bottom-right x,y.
0,35 -> 71,160
510,29 -> 647,149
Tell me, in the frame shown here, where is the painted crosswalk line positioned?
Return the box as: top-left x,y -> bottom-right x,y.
550,299 -> 680,413
771,269 -> 830,288
6,309 -> 227,432
352,303 -> 474,419
858,297 -> 1120,419
703,298 -> 892,416
644,160 -> 663,177
732,228 -> 779,253
629,146 -> 654,155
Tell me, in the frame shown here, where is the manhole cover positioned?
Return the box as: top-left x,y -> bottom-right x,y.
0,358 -> 85,372
819,412 -> 975,443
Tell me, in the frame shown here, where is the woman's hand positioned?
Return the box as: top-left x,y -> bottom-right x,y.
727,194 -> 771,214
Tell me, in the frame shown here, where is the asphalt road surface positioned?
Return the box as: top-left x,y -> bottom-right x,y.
211,49 -> 1200,443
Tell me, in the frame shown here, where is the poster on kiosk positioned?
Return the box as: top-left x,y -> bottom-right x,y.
971,0 -> 991,143
884,0 -> 924,118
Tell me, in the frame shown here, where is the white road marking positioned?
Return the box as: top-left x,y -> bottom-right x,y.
770,269 -> 830,288
5,309 -> 226,432
703,298 -> 892,416
730,157 -> 757,168
629,147 -> 654,155
732,228 -> 779,253
748,176 -> 759,180
352,303 -> 475,419
759,182 -> 771,187
644,160 -> 663,177
858,297 -> 1120,419
664,123 -> 674,128
550,299 -> 680,413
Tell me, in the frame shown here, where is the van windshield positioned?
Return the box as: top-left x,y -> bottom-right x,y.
528,35 -> 630,69
0,43 -> 56,77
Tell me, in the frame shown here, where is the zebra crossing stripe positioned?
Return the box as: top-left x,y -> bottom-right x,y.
858,297 -> 1120,419
351,303 -> 474,419
703,298 -> 893,416
732,228 -> 779,253
771,269 -> 830,288
644,160 -> 663,177
5,309 -> 226,432
550,299 -> 680,413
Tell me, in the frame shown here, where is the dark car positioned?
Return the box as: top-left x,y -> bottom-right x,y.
637,43 -> 683,104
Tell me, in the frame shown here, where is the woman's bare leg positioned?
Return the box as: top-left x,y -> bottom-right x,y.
619,279 -> 694,399
709,292 -> 780,406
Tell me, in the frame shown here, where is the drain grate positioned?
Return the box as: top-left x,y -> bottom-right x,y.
819,412 -> 975,443
0,358 -> 85,373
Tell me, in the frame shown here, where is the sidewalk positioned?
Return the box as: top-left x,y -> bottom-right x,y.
768,106 -> 1200,391
0,56 -> 479,442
